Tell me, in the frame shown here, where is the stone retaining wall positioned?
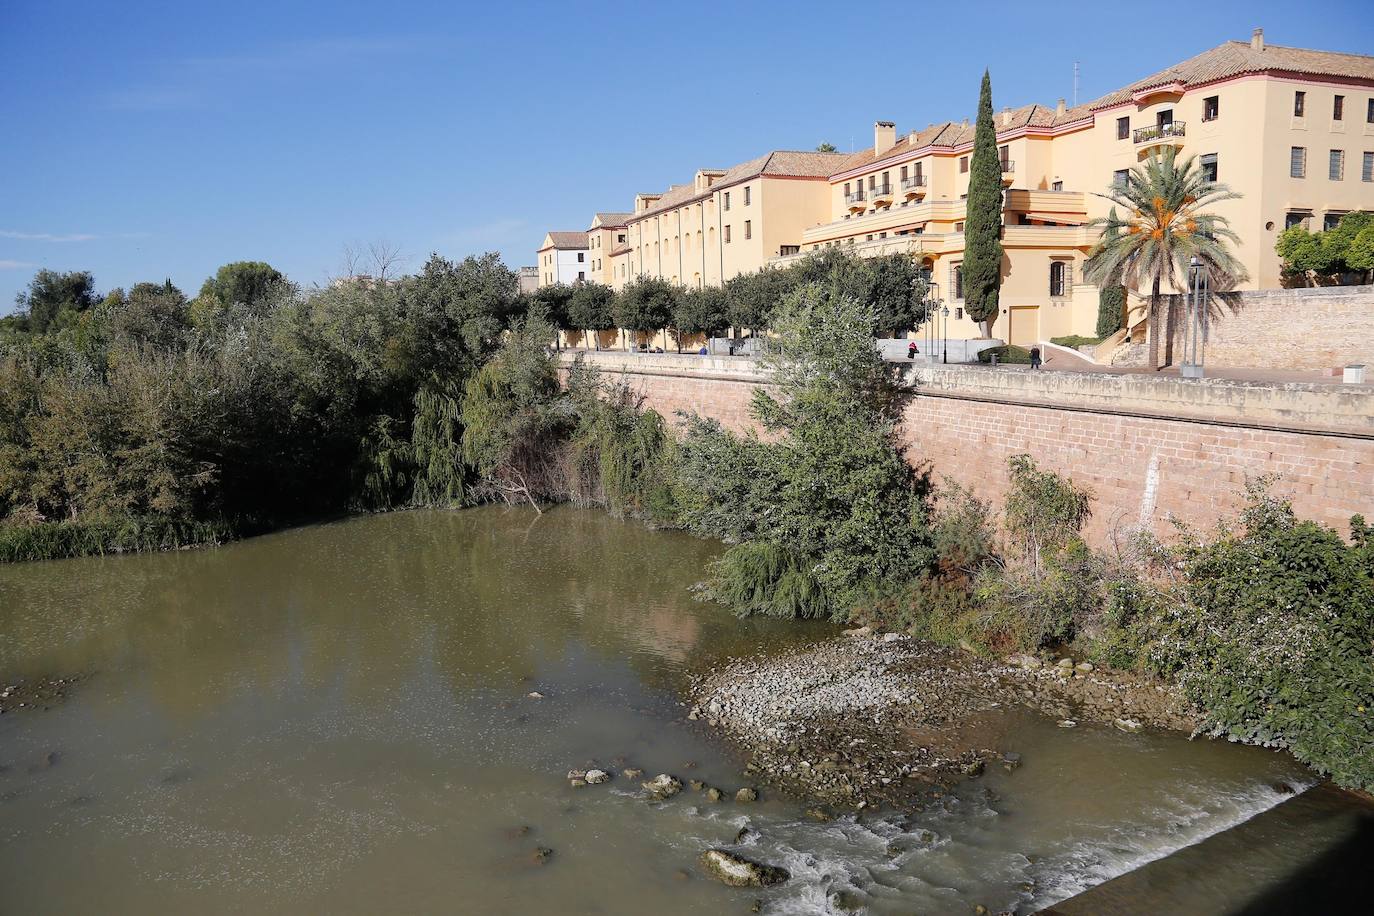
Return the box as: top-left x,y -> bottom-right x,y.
1165,285 -> 1374,371
561,352 -> 1374,542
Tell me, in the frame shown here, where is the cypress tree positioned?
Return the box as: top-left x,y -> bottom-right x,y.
963,70 -> 1004,337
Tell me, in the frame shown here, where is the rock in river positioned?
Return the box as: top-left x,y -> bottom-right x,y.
642,774 -> 682,800
735,787 -> 759,803
699,849 -> 790,887
584,769 -> 610,785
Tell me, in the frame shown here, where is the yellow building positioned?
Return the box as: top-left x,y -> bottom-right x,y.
775,30 -> 1374,346
621,150 -> 850,290
586,213 -> 631,286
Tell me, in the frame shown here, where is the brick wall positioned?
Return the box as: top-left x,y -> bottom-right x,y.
1166,286 -> 1374,371
585,358 -> 1374,544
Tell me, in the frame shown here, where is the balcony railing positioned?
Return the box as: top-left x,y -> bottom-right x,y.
844,190 -> 866,206
901,174 -> 927,191
870,183 -> 893,199
1133,121 -> 1186,144
999,159 -> 1015,172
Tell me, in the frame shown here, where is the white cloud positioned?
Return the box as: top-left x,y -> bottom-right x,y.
0,260 -> 37,270
0,230 -> 98,242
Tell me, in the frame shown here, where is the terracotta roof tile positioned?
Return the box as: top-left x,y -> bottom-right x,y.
540,231 -> 588,250
630,150 -> 849,221
1090,40 -> 1374,109
589,212 -> 633,228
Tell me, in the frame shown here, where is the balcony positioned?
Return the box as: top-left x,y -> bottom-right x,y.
901,174 -> 927,197
870,183 -> 894,205
844,189 -> 866,211
1000,159 -> 1015,184
1133,121 -> 1186,154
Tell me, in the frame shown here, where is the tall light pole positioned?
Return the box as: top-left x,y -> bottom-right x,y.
941,304 -> 951,364
1181,255 -> 1208,378
921,280 -> 942,367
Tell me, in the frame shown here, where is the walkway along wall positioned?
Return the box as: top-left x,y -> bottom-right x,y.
563,352 -> 1374,545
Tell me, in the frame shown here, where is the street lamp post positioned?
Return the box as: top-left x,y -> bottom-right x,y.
941,305 -> 950,364
1181,255 -> 1208,378
920,280 -> 942,367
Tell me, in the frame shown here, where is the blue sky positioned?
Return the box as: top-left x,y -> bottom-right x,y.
2,0 -> 1371,310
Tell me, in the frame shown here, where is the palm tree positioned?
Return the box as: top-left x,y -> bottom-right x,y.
1083,147 -> 1246,370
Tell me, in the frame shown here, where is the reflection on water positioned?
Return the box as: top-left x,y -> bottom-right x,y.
0,507 -> 1307,914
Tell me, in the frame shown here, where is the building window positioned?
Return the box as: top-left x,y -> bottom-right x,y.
1200,153 -> 1218,182
724,225 -> 731,243
1334,95 -> 1344,121
1290,146 -> 1306,178
1294,91 -> 1306,117
723,191 -> 730,211
952,264 -> 964,300
1202,95 -> 1219,121
743,186 -> 751,206
577,252 -> 584,262
618,233 -> 625,243
744,220 -> 752,240
955,307 -> 964,320
1363,151 -> 1374,182
1113,169 -> 1129,187
1368,98 -> 1374,123
1330,149 -> 1345,180
955,221 -> 965,232
577,271 -> 585,281
1116,116 -> 1129,140
1324,212 -> 1344,231
1052,180 -> 1063,191
1049,261 -> 1069,297
1285,212 -> 1309,230
959,156 -> 969,173
780,245 -> 799,255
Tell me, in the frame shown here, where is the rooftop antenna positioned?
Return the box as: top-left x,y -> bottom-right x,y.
1073,61 -> 1080,107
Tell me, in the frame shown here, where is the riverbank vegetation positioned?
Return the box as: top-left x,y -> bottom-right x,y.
3,250 -> 1370,791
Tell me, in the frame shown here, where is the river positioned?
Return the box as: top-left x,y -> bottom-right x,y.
0,507 -> 1309,914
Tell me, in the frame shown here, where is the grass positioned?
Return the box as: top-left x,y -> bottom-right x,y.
0,516 -> 235,563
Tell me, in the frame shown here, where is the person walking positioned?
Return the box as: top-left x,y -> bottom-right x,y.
1029,345 -> 1042,370
907,341 -> 919,360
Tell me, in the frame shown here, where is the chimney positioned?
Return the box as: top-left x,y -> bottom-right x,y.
1056,98 -> 1066,117
961,118 -> 970,128
1001,106 -> 1011,127
1251,27 -> 1264,51
874,120 -> 896,156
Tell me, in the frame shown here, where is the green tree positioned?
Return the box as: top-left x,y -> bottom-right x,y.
13,269 -> 98,334
1276,225 -> 1327,281
104,280 -> 190,351
195,261 -> 283,313
674,286 -> 729,350
568,282 -> 617,350
816,142 -> 838,152
1348,225 -> 1374,284
722,267 -> 790,339
1096,285 -> 1125,338
530,283 -> 575,349
614,277 -> 677,350
1083,146 -> 1245,370
963,70 -> 1004,337
677,283 -> 936,619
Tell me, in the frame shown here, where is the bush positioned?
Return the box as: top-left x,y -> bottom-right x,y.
0,516 -> 232,563
977,345 -> 1031,364
1125,486 -> 1374,790
1095,286 -> 1125,338
1050,335 -> 1102,349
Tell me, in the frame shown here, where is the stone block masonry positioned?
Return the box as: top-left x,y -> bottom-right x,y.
561,353 -> 1374,544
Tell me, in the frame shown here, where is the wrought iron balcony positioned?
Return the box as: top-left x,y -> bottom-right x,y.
844,190 -> 866,208
999,159 -> 1015,172
870,183 -> 894,202
1133,121 -> 1186,144
901,174 -> 927,193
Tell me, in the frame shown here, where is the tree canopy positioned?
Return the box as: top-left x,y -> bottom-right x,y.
962,71 -> 1004,336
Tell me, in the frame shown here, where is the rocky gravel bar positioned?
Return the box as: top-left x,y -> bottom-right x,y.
688,632 -> 1197,810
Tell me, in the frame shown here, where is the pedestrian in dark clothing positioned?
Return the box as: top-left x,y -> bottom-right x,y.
907,341 -> 918,360
1029,346 -> 1042,370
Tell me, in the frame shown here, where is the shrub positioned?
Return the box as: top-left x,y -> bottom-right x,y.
1050,335 -> 1102,349
1129,486 -> 1374,790
1095,286 -> 1125,338
976,344 -> 1031,364
0,515 -> 232,563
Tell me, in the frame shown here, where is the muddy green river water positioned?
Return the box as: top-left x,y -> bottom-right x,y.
0,507 -> 1309,914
